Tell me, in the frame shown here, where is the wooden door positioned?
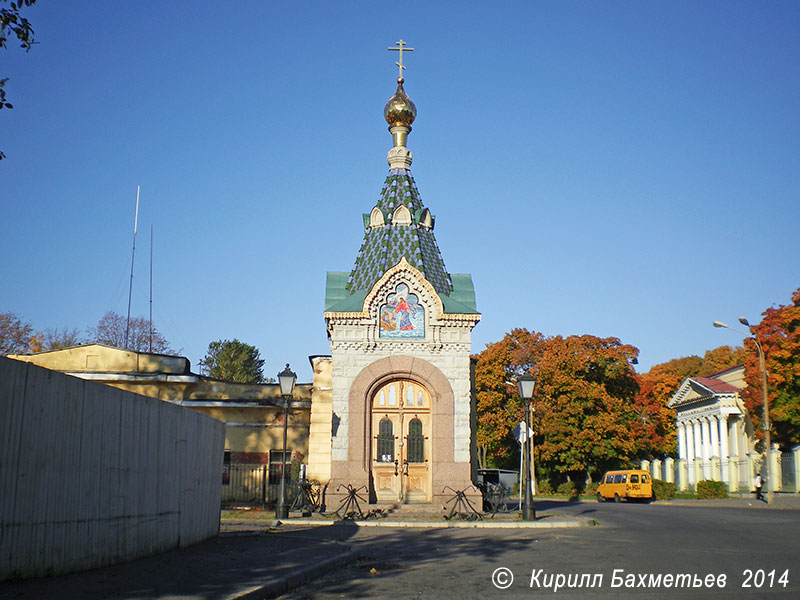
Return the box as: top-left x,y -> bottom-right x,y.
371,380 -> 431,503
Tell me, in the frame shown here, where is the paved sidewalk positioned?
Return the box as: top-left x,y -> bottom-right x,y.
0,524 -> 359,600
1,497 -> 796,600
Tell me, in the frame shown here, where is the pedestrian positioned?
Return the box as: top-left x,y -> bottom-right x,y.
754,472 -> 764,502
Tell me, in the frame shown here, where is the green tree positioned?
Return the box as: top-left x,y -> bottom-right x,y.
1,0 -> 37,160
200,339 -> 266,383
87,311 -> 173,354
741,286 -> 800,450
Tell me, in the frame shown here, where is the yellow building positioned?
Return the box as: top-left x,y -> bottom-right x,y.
8,344 -> 311,504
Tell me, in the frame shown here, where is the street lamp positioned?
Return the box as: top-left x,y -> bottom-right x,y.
713,319 -> 773,504
275,363 -> 297,519
517,373 -> 536,520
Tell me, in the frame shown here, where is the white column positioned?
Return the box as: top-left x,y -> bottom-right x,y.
719,414 -> 729,485
701,418 -> 711,479
677,422 -> 687,461
728,417 -> 739,457
690,420 -> 701,485
709,415 -> 719,457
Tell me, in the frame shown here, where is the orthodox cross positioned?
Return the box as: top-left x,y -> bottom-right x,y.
388,39 -> 414,78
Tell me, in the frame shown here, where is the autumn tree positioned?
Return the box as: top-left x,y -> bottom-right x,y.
474,329 -> 640,483
42,327 -> 84,351
473,329 -> 547,468
740,286 -> 800,451
1,0 -> 37,160
200,339 -> 266,383
535,335 -> 640,483
0,311 -> 34,354
86,311 -> 173,354
633,346 -> 745,458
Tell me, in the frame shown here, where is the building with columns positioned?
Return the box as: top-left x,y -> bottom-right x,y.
306,44 -> 481,510
667,366 -> 756,490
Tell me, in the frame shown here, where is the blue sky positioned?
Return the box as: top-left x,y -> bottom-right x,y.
2,1 -> 798,382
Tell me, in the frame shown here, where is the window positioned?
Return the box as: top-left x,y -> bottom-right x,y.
407,418 -> 424,463
377,418 -> 394,462
642,475 -> 649,483
606,474 -> 614,484
630,474 -> 639,483
613,474 -> 622,484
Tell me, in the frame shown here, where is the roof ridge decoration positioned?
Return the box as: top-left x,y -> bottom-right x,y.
346,42 -> 454,298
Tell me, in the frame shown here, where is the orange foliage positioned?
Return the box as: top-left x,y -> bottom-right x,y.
741,286 -> 800,450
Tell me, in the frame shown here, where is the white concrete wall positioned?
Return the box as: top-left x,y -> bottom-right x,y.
0,357 -> 225,580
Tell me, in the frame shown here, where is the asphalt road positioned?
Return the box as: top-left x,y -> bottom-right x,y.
278,501 -> 800,599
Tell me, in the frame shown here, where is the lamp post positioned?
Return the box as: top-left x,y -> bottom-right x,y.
275,363 -> 297,519
517,373 -> 536,520
713,319 -> 773,504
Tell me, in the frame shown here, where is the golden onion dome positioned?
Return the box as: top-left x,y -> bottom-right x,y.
384,77 -> 416,127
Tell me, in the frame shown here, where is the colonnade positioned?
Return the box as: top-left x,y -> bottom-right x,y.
676,413 -> 748,485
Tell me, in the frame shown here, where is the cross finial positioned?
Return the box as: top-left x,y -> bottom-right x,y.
388,39 -> 414,79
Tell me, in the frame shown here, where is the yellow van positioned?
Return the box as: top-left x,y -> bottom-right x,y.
596,470 -> 653,503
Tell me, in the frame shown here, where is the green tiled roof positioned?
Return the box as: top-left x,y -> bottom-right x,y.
347,169 -> 453,296
325,269 -> 478,314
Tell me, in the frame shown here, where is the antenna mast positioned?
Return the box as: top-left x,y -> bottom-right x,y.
149,225 -> 153,353
124,185 -> 139,350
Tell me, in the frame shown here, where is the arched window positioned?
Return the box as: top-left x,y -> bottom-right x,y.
369,206 -> 385,229
377,418 -> 394,462
407,418 -> 424,463
392,204 -> 412,226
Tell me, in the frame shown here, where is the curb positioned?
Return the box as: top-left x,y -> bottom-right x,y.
277,518 -> 594,529
228,548 -> 362,600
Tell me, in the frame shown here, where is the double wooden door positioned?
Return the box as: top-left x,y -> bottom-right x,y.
371,379 -> 431,503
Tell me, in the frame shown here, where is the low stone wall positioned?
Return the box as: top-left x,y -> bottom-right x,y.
0,358 -> 225,580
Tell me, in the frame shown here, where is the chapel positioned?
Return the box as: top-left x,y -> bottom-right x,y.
306,42 -> 481,508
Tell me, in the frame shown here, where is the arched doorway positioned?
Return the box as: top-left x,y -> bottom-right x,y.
371,379 -> 432,503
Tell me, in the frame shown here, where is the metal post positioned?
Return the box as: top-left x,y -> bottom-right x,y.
713,320 -> 773,505
754,339 -> 773,504
261,464 -> 267,509
523,400 -> 535,520
276,397 -> 290,519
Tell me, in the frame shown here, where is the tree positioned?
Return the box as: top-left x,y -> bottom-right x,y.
42,326 -> 84,351
200,339 -> 266,383
633,346 -> 745,458
473,328 -> 547,468
86,311 -> 173,354
474,329 -> 641,483
0,311 -> 34,354
741,286 -> 800,450
534,335 -> 640,482
1,0 -> 37,160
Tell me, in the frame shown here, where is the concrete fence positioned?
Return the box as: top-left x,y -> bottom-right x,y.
0,357 -> 225,580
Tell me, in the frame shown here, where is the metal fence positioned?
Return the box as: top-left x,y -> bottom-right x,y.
222,463 -> 289,506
